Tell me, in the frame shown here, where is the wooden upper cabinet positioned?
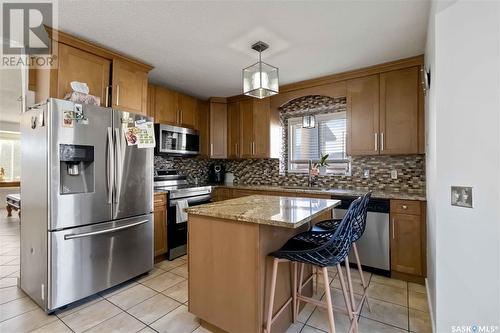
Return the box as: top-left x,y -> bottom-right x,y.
346,75 -> 380,156
227,102 -> 240,158
209,100 -> 227,158
147,84 -> 155,118
252,98 -> 271,158
178,93 -> 197,129
239,99 -> 254,158
112,58 -> 148,115
57,43 -> 111,106
32,28 -> 153,109
153,87 -> 199,129
197,101 -> 210,157
380,67 -> 419,154
154,86 -> 178,124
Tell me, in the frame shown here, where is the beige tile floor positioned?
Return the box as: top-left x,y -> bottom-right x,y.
0,209 -> 432,333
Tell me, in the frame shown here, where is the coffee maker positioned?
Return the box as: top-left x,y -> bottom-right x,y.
209,163 -> 225,184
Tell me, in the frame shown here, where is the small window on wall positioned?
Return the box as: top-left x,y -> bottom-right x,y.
288,112 -> 351,175
0,131 -> 21,182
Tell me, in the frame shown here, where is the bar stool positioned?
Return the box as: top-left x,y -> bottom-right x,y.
264,197 -> 364,333
314,192 -> 372,315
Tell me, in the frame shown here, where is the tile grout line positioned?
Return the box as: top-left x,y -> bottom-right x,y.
146,302 -> 192,332
110,288 -> 184,333
0,296 -> 37,324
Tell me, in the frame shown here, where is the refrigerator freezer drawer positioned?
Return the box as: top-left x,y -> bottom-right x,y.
48,214 -> 153,310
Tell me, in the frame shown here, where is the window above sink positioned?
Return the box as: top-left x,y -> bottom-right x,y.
287,111 -> 351,175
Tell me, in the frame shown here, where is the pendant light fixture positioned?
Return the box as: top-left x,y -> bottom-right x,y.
242,41 -> 279,99
302,114 -> 316,129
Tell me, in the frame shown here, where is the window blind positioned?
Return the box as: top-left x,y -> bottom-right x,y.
288,112 -> 350,174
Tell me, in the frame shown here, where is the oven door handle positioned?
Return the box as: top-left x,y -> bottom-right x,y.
169,194 -> 212,207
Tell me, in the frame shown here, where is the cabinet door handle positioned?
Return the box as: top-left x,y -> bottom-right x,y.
392,218 -> 395,239
236,143 -> 239,156
381,132 -> 384,151
116,85 -> 120,106
252,141 -> 255,155
402,205 -> 407,210
210,143 -> 213,157
180,110 -> 183,124
374,133 -> 378,151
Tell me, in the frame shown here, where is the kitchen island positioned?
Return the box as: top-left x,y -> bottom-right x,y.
186,195 -> 340,333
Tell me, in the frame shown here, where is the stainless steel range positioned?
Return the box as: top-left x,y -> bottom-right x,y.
154,170 -> 212,260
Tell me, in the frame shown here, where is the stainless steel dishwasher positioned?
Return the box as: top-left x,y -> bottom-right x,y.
332,197 -> 390,275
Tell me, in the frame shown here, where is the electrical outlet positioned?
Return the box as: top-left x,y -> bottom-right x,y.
363,169 -> 370,178
391,170 -> 398,179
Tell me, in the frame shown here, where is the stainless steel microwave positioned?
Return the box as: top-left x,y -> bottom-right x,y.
155,124 -> 200,156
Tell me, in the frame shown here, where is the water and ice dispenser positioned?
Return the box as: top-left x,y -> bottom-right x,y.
59,144 -> 95,194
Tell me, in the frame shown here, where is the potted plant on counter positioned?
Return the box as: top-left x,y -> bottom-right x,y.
315,153 -> 329,176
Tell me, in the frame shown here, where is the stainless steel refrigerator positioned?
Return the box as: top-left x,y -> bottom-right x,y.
20,98 -> 154,312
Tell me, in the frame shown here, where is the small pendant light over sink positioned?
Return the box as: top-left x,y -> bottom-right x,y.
302,114 -> 316,129
242,41 -> 279,99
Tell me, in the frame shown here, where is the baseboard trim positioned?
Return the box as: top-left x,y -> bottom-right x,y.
425,278 -> 436,333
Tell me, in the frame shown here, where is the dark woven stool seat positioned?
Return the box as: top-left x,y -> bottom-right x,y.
313,192 -> 372,242
264,197 -> 365,333
271,197 -> 361,268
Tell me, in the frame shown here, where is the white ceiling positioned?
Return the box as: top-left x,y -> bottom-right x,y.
57,1 -> 430,99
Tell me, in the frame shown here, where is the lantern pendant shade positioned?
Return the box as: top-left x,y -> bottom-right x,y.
302,115 -> 316,128
243,41 -> 279,99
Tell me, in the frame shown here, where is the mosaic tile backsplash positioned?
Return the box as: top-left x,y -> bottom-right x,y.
155,93 -> 425,193
154,154 -> 425,193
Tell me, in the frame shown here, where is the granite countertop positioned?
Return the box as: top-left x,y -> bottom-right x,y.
185,195 -> 340,228
216,184 -> 426,201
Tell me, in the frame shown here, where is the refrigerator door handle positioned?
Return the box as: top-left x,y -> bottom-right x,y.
63,219 -> 149,240
107,127 -> 114,204
114,128 -> 125,204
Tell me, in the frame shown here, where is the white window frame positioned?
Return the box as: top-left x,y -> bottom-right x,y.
0,131 -> 21,182
287,112 -> 351,175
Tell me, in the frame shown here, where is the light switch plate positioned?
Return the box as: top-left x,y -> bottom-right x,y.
363,169 -> 370,178
391,170 -> 398,179
451,186 -> 473,208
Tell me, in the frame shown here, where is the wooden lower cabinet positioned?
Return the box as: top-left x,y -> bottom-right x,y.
154,193 -> 168,257
390,200 -> 426,281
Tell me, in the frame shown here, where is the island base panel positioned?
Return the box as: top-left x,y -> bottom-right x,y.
188,215 -> 313,333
